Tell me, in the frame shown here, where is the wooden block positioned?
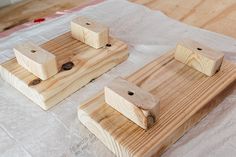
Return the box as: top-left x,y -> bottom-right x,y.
0,32 -> 128,110
14,42 -> 58,80
78,51 -> 236,157
105,77 -> 159,130
71,16 -> 109,49
175,39 -> 224,76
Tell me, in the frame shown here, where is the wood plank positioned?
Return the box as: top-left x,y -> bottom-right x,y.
71,16 -> 109,49
14,42 -> 58,80
0,32 -> 128,110
1,0 -> 236,39
131,0 -> 236,39
104,77 -> 160,130
0,0 -> 94,32
78,51 -> 236,157
175,39 -> 224,76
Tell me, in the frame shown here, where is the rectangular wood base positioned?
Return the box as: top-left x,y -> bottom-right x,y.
0,32 -> 128,110
78,51 -> 236,157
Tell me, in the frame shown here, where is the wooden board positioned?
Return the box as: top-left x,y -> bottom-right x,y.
78,51 -> 236,157
1,0 -> 236,39
0,32 -> 128,110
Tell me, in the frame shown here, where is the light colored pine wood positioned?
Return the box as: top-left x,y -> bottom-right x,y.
130,0 -> 236,39
104,77 -> 159,130
2,0 -> 236,39
0,0 -> 94,32
175,39 -> 224,76
78,51 -> 236,157
0,32 -> 128,110
14,42 -> 58,80
71,16 -> 109,49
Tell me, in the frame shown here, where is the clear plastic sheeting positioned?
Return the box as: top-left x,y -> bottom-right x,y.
0,0 -> 236,157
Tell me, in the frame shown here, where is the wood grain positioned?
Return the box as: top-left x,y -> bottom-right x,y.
175,39 -> 224,76
0,32 -> 128,110
71,16 -> 109,49
1,0 -> 236,39
104,77 -> 159,130
14,42 -> 58,80
130,0 -> 236,39
78,51 -> 236,157
0,0 -> 93,32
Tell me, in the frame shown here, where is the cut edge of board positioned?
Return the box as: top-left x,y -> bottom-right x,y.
0,36 -> 129,110
78,82 -> 235,156
77,51 -> 236,157
0,55 -> 127,110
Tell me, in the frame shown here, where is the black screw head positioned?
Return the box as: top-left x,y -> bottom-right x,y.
61,61 -> 74,71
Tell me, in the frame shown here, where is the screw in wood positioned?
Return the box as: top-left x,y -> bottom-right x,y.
61,61 -> 74,71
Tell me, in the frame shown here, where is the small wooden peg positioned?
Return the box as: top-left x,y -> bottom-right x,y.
175,39 -> 224,76
104,77 -> 160,130
71,16 -> 109,49
14,42 -> 58,80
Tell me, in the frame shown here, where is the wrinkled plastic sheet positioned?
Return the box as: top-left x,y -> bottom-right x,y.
0,0 -> 236,157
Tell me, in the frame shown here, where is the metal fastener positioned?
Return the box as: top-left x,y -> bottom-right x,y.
61,61 -> 74,71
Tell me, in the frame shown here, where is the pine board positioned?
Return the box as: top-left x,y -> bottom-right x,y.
2,0 -> 236,39
78,51 -> 236,157
0,32 -> 128,110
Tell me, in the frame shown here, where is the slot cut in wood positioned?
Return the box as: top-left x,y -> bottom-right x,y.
175,39 -> 224,76
104,77 -> 160,130
14,42 -> 58,80
71,16 -> 109,49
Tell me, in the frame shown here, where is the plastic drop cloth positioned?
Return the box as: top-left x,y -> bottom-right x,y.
0,0 -> 236,157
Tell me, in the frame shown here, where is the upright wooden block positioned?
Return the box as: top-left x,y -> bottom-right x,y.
78,51 -> 236,157
0,33 -> 128,110
71,16 -> 109,49
14,42 -> 58,80
175,39 -> 224,76
104,77 -> 159,130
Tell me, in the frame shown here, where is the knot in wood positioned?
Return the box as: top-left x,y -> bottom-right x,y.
29,78 -> 41,86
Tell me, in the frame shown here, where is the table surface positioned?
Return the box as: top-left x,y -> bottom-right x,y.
0,0 -> 235,39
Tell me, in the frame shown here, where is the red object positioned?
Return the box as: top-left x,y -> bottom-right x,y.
0,0 -> 104,38
33,18 -> 45,23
